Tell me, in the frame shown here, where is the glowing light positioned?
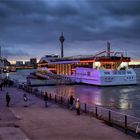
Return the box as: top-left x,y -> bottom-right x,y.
48,68 -> 56,70
120,62 -> 128,68
93,62 -> 101,68
80,60 -> 95,63
9,61 -> 16,64
119,100 -> 129,109
95,62 -> 101,67
129,60 -> 140,65
6,73 -> 9,77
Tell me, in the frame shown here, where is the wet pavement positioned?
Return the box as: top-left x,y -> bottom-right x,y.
0,86 -> 136,140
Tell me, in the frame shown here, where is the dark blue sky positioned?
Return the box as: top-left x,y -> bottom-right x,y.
0,0 -> 140,61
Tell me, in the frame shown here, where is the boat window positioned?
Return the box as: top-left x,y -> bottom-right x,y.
127,71 -> 132,74
118,71 -> 121,75
122,71 -> 126,74
104,71 -> 110,74
113,71 -> 117,75
87,71 -> 90,76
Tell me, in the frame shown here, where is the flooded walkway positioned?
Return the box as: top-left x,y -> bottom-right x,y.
0,87 -> 135,140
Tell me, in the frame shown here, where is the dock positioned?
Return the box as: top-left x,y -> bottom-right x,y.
0,86 -> 136,140
27,77 -> 76,86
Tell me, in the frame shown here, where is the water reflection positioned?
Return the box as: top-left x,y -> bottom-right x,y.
37,83 -> 140,117
6,73 -> 9,77
75,86 -> 102,105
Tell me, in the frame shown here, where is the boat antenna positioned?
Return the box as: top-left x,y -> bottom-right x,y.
59,32 -> 65,58
125,50 -> 127,57
107,41 -> 110,57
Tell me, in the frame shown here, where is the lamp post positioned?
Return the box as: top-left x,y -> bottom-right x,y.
59,32 -> 65,58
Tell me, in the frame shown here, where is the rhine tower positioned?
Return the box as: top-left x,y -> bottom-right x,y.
59,32 -> 65,58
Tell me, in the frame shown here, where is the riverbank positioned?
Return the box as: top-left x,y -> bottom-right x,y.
0,86 -> 136,140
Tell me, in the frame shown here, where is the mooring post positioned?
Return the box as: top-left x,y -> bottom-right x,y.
96,106 -> 98,118
125,115 -> 127,133
108,110 -> 112,126
61,96 -> 62,104
55,95 -> 57,103
85,104 -> 87,113
49,94 -> 52,101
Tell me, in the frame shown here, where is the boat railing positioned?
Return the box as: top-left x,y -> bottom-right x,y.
109,69 -> 134,75
112,70 -> 126,75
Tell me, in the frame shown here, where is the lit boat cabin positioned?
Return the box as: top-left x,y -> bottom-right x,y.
38,54 -> 131,76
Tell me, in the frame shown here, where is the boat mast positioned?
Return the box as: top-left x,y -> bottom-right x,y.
107,41 -> 110,57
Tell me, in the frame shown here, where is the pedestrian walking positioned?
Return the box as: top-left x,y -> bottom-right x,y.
23,93 -> 28,107
44,92 -> 48,107
76,98 -> 80,115
23,93 -> 27,101
6,92 -> 11,107
69,95 -> 75,110
22,83 -> 25,90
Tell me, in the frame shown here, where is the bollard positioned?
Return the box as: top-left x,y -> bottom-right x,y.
49,94 -> 52,101
41,91 -> 44,98
125,115 -> 127,133
30,87 -> 32,93
61,96 -> 62,104
28,87 -> 30,93
67,99 -> 70,108
108,110 -> 112,126
85,104 -> 87,113
95,106 -> 98,118
55,95 -> 57,103
29,87 -> 31,93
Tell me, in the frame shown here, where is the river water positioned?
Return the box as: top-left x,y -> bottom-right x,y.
1,68 -> 140,117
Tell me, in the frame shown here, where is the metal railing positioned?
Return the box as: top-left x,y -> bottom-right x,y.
18,84 -> 140,136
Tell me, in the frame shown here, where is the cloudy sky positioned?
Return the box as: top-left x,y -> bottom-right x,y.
0,0 -> 140,62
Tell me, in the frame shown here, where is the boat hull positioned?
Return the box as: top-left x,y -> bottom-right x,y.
72,67 -> 137,86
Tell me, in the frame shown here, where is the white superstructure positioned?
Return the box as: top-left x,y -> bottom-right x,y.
72,67 -> 136,86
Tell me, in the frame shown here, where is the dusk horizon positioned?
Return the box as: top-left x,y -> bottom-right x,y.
0,0 -> 140,63
1,1 -> 140,138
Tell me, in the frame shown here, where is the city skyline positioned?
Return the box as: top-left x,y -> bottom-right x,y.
0,0 -> 140,63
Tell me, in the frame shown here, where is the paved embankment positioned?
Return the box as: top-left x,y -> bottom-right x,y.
0,87 -> 136,140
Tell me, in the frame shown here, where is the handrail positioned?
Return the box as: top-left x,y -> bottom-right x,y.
18,84 -> 140,136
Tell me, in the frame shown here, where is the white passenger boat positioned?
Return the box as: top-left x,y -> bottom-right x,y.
37,42 -> 137,86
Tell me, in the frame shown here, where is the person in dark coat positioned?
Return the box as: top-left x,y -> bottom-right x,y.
6,92 -> 11,107
0,83 -> 2,91
69,95 -> 75,110
44,92 -> 48,107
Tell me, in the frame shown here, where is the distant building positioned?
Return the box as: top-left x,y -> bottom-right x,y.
0,58 -> 4,73
30,58 -> 37,68
0,58 -> 11,73
3,58 -> 11,66
25,61 -> 30,66
16,61 -> 23,66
